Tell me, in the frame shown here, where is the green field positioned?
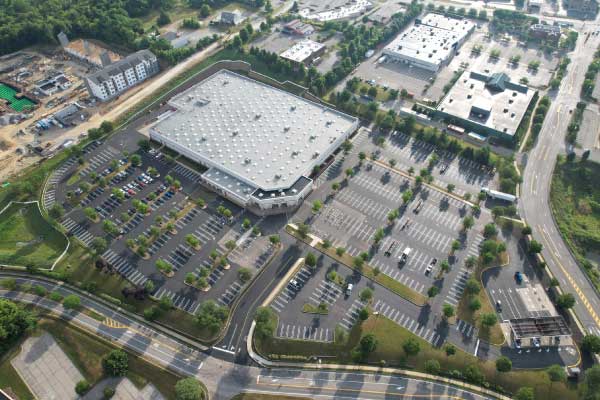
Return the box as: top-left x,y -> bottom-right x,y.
0,202 -> 67,268
0,83 -> 35,112
550,159 -> 600,287
256,315 -> 578,400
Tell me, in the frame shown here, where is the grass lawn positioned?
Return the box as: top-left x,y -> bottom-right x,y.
456,262 -> 506,345
550,159 -> 600,289
0,202 -> 67,268
256,315 -> 578,400
39,317 -> 183,399
0,339 -> 34,400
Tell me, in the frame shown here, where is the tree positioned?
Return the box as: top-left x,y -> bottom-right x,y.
137,139 -> 151,152
556,293 -> 575,309
403,338 -> 420,357
529,240 -> 543,253
312,200 -> 323,213
402,190 -> 413,204
91,237 -> 108,255
359,288 -> 373,302
464,278 -> 480,295
199,4 -> 211,17
522,226 -> 532,235
196,300 -> 228,334
84,207 -> 98,221
238,268 -> 252,283
424,359 -> 441,375
582,334 -> 600,354
462,216 -> 474,230
464,364 -> 484,384
269,235 -> 280,245
427,286 -> 439,298
336,247 -> 345,256
254,307 -> 276,339
297,223 -> 310,238
103,387 -> 116,399
469,297 -> 482,312
49,203 -> 64,219
445,344 -> 456,357
75,380 -> 91,395
358,307 -> 369,322
305,252 -> 317,268
354,333 -> 377,361
185,234 -> 200,249
581,365 -> 600,400
483,223 -> 497,238
102,350 -> 129,376
442,304 -> 455,319
63,294 -> 81,310
514,387 -> 534,400
0,299 -> 36,352
175,377 -> 204,400
495,356 -> 512,373
130,154 -> 142,167
451,239 -> 460,252
547,364 -> 566,390
480,312 -> 497,328
157,11 -> 171,26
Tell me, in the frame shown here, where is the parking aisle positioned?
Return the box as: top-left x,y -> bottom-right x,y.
372,299 -> 443,347
276,323 -> 334,342
61,217 -> 96,246
153,287 -> 198,314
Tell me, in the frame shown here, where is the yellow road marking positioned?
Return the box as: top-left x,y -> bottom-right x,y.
256,380 -> 470,399
538,225 -> 600,328
103,318 -> 126,329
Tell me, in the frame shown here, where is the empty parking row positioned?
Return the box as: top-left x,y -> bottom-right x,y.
79,148 -> 120,177
62,217 -> 96,246
171,163 -> 203,183
276,323 -> 334,342
270,266 -> 313,313
102,249 -> 148,286
153,287 -> 199,314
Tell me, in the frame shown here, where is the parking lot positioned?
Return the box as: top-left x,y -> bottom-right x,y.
52,131 -> 276,314
269,253 -> 447,347
355,129 -> 498,197
311,155 -> 486,300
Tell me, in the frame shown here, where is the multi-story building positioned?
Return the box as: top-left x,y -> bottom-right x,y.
280,40 -> 326,66
149,69 -> 358,215
84,49 -> 159,102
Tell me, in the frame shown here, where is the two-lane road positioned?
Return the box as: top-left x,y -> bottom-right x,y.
520,18 -> 600,336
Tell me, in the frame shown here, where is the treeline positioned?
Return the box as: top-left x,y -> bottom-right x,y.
425,3 -> 488,20
136,33 -> 219,65
582,47 -> 600,99
0,0 -> 169,55
491,9 -> 538,36
187,0 -> 265,8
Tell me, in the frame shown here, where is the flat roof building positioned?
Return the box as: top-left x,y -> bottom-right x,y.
149,69 -> 358,215
84,49 -> 159,102
280,40 -> 326,65
509,316 -> 571,348
220,10 -> 244,25
435,71 -> 535,142
383,13 -> 475,72
282,19 -> 316,36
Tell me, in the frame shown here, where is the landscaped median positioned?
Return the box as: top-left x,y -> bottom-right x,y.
285,224 -> 428,306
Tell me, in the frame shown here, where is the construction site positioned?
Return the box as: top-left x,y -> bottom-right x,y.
0,36 -> 162,181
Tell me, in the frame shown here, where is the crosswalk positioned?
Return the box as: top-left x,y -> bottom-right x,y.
102,249 -> 148,286
79,147 -> 120,177
171,163 -> 203,183
372,299 -> 443,347
153,287 -> 199,314
61,217 -> 96,246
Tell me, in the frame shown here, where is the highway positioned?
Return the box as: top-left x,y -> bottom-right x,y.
519,16 -> 600,337
0,274 -> 494,400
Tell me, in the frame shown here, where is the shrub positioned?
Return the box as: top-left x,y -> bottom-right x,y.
102,350 -> 129,376
75,380 -> 90,395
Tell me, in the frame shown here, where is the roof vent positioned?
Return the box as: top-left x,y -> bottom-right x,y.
313,151 -> 320,159
284,126 -> 291,132
291,105 -> 296,111
244,158 -> 251,164
274,173 -> 282,180
232,130 -> 239,137
255,113 -> 261,119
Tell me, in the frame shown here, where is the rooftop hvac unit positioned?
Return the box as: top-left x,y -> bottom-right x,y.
309,134 -> 317,140
274,174 -> 282,180
284,126 -> 291,131
312,151 -> 320,159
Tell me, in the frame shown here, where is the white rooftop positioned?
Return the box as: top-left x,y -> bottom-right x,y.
280,39 -> 325,63
383,13 -> 475,67
151,70 -> 358,191
299,0 -> 372,21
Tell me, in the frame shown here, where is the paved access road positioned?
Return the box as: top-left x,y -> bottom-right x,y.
0,275 -> 494,400
519,16 -> 600,337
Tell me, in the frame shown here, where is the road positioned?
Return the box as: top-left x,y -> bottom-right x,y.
0,275 -> 494,400
519,17 -> 600,337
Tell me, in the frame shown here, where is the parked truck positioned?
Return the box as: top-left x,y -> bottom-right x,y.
481,187 -> 517,203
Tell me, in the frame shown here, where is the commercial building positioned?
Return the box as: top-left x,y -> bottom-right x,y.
528,0 -> 544,11
282,20 -> 315,36
280,40 -> 326,66
565,0 -> 598,18
84,49 -> 159,102
220,10 -> 244,25
435,71 -> 535,142
509,316 -> 571,348
149,69 -> 358,215
529,23 -> 561,41
382,13 -> 475,72
298,0 -> 372,22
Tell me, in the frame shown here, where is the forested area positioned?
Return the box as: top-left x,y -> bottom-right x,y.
0,0 -> 262,56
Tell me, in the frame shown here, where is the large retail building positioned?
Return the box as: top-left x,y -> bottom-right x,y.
383,13 -> 475,72
149,69 -> 359,215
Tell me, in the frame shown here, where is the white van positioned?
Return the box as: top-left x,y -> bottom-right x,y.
399,247 -> 412,264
